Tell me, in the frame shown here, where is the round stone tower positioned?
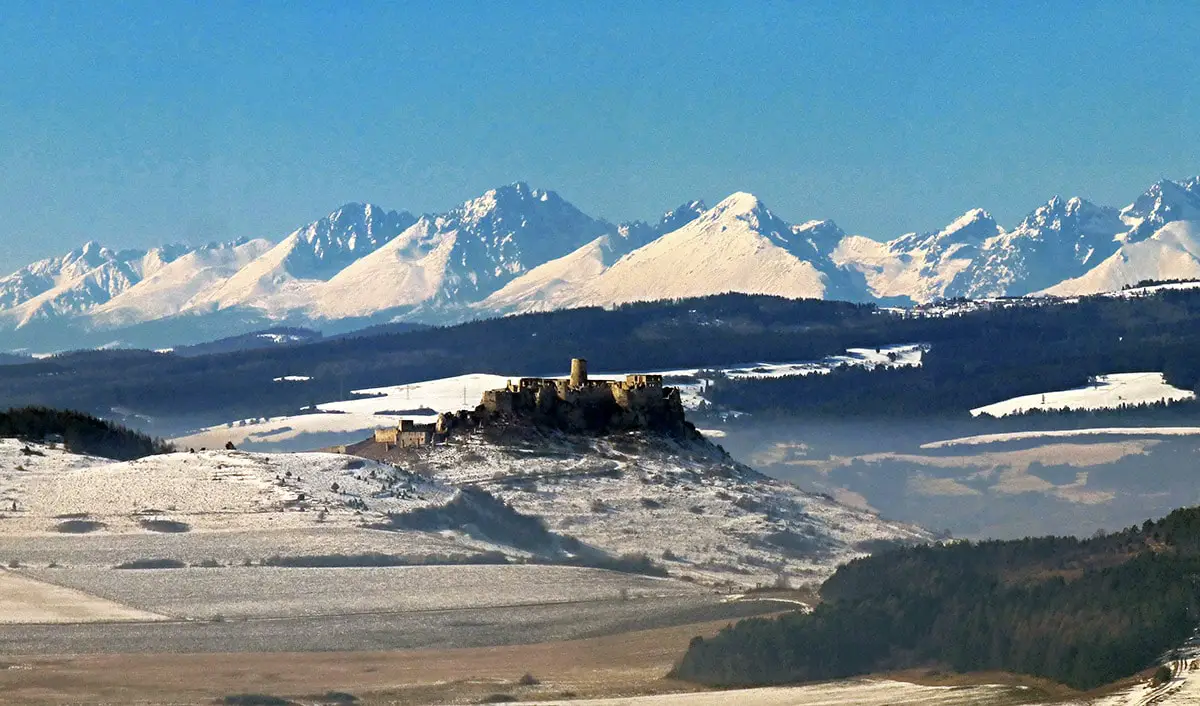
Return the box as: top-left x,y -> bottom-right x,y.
570,358 -> 588,387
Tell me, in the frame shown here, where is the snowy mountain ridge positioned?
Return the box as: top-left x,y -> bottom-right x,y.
5,176 -> 1200,350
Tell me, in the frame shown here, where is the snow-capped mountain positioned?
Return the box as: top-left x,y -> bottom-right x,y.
88,239 -> 274,327
0,242 -> 193,327
477,200 -> 706,315
835,208 -> 1003,302
1119,179 -> 1200,241
315,183 -> 611,319
511,193 -> 865,310
948,196 -> 1125,298
1041,180 -> 1200,296
7,176 -> 1200,351
189,203 -> 416,317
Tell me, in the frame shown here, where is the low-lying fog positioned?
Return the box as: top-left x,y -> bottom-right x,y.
714,419 -> 1200,541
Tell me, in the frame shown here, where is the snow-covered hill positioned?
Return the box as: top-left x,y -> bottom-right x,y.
8,176 -> 1200,350
970,372 -> 1196,417
393,426 -> 934,587
0,434 -> 931,588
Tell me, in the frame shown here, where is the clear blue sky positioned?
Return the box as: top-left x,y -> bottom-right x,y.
3,0 -> 1200,273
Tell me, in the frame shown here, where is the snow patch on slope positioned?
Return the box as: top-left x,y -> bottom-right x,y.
970,372 -> 1196,417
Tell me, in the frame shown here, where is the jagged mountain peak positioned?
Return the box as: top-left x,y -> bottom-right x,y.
458,182 -> 566,221
282,202 -> 417,279
944,207 -> 997,234
1016,195 -> 1119,235
792,219 -> 847,254
658,200 -> 707,233
1124,178 -> 1197,214
698,193 -> 795,240
889,208 -> 1001,255
1120,178 -> 1200,240
710,191 -> 765,215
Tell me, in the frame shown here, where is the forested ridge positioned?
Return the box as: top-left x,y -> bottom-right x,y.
5,290 -> 1200,431
674,507 -> 1200,690
0,407 -> 173,459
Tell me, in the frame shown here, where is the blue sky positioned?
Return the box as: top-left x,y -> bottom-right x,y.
2,1 -> 1199,273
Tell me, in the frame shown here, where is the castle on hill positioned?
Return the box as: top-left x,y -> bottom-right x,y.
372,358 -> 694,449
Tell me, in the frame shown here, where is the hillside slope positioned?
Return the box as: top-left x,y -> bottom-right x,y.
365,424 -> 932,587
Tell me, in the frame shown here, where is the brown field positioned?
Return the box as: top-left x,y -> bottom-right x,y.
0,617 -> 735,706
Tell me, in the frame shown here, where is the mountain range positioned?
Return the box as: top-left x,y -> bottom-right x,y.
5,177 -> 1200,351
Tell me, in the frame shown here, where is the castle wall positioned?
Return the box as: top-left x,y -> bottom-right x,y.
374,428 -> 399,444
399,430 -> 432,448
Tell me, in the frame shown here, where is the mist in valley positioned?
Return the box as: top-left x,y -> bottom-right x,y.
714,418 -> 1200,541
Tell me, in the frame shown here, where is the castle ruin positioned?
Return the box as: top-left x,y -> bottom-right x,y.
470,358 -> 690,436
371,358 -> 696,447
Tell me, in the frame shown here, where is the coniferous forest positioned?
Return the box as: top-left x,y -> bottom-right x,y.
674,507 -> 1200,690
0,407 -> 173,459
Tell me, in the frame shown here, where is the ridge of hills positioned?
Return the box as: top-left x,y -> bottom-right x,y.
7,177 -> 1200,352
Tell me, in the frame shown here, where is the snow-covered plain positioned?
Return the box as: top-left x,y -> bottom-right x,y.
504,646 -> 1200,705
971,372 -> 1196,417
924,427 -> 1200,449
176,345 -> 925,450
24,565 -> 703,620
0,569 -> 166,623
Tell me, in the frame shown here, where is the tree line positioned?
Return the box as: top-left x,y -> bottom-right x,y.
673,507 -> 1200,690
0,407 -> 173,460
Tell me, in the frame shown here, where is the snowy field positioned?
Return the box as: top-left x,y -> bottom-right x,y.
924,427 -> 1200,449
971,372 -> 1195,417
503,681 -> 1030,705
22,565 -> 704,620
1109,280 -> 1200,297
0,570 -> 165,623
175,344 -> 925,449
501,656 -> 1200,705
0,439 -> 454,535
